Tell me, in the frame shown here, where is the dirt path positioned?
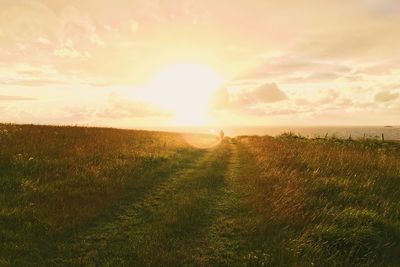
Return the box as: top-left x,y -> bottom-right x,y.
188,141 -> 250,266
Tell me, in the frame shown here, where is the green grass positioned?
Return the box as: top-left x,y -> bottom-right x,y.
1,124 -> 399,266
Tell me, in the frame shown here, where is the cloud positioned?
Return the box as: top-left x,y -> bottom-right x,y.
17,69 -> 45,76
0,79 -> 66,87
361,0 -> 400,15
382,83 -> 400,90
237,57 -> 352,80
98,93 -> 172,119
0,95 -> 36,101
318,89 -> 340,104
355,61 -> 400,76
374,91 -> 399,102
212,83 -> 288,115
308,72 -> 342,81
62,106 -> 95,121
241,83 -> 288,104
262,108 -> 308,116
284,72 -> 342,83
54,46 -> 89,59
211,84 -> 392,122
293,88 -> 360,109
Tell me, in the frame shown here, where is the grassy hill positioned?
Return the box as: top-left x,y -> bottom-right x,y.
0,124 -> 399,266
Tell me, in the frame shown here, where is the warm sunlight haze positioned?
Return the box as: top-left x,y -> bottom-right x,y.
140,63 -> 224,126
2,0 -> 399,128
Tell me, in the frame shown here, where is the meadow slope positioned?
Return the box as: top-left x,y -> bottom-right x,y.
0,124 -> 399,266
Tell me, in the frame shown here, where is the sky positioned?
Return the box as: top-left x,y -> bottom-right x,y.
0,0 -> 399,128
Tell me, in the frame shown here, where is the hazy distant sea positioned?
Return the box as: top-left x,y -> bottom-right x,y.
154,126 -> 400,141
225,126 -> 400,141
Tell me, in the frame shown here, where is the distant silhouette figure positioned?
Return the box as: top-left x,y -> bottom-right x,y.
219,130 -> 224,140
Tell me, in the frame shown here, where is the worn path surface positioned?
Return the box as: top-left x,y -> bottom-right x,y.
43,140 -> 254,266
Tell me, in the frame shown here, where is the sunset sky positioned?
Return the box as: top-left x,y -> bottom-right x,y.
0,0 -> 399,127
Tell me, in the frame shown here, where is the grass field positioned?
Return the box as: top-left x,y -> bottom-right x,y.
1,124 -> 399,266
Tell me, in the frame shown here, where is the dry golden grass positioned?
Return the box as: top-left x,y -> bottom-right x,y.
0,124 -> 219,264
236,134 -> 400,266
1,124 -> 399,266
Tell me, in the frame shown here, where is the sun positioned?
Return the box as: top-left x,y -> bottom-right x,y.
145,63 -> 224,125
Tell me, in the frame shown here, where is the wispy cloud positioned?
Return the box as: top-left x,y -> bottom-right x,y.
374,91 -> 399,102
212,83 -> 287,112
0,79 -> 66,87
0,95 -> 37,101
98,93 -> 172,119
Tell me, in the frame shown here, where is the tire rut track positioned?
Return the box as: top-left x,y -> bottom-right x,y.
56,142 -> 231,266
190,141 -> 249,266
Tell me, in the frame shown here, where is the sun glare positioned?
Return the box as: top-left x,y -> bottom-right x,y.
144,63 -> 224,125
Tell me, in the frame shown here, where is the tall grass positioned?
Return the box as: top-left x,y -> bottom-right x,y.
0,124 -> 214,264
2,124 -> 399,266
236,134 -> 400,266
